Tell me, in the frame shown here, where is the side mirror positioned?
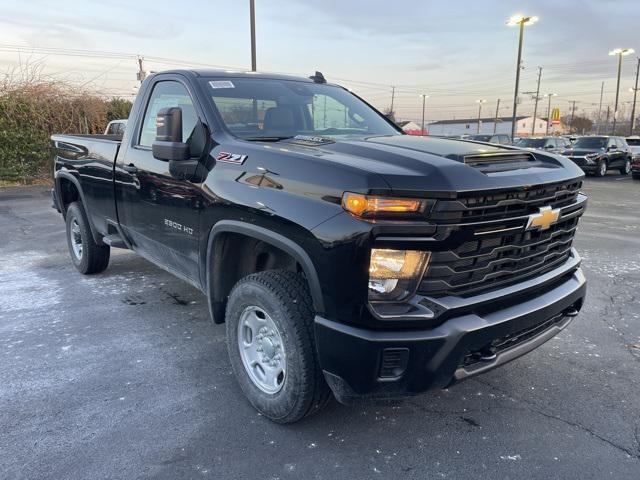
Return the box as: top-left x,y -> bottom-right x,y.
152,107 -> 190,161
544,144 -> 554,149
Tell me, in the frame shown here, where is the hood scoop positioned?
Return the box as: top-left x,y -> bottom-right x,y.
460,151 -> 546,173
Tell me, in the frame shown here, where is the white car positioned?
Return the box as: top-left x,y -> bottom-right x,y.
104,119 -> 127,136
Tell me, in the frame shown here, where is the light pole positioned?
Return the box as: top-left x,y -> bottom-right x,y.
476,99 -> 487,133
609,48 -> 634,134
250,0 -> 257,71
544,93 -> 557,135
629,58 -> 640,135
507,14 -> 539,140
419,94 -> 429,135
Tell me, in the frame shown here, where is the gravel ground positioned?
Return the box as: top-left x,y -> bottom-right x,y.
1,175 -> 639,479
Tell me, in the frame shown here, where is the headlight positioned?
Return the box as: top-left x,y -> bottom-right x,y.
368,249 -> 430,301
342,192 -> 429,218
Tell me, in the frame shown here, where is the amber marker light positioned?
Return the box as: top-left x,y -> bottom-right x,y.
342,192 -> 424,217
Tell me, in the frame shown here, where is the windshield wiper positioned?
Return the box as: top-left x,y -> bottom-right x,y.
243,136 -> 294,142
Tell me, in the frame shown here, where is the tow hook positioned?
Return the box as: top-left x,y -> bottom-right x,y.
563,307 -> 580,317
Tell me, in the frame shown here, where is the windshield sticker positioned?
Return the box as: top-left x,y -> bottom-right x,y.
209,80 -> 235,89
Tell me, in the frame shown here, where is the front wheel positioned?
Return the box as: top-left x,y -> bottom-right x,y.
594,159 -> 608,177
225,270 -> 331,423
620,158 -> 631,175
65,202 -> 110,274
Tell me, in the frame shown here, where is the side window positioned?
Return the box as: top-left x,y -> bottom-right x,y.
106,123 -> 116,135
139,81 -> 198,147
608,138 -> 617,149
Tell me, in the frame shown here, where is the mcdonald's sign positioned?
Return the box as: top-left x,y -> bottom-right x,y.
551,107 -> 561,125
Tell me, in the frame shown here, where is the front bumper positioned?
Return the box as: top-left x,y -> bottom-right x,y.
315,253 -> 586,403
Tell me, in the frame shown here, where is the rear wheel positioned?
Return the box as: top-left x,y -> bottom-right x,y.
632,172 -> 640,180
594,159 -> 607,177
620,158 -> 631,175
65,202 -> 110,274
225,270 -> 331,423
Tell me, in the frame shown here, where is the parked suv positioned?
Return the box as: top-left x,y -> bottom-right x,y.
516,136 -> 571,154
562,136 -> 632,176
626,136 -> 640,180
468,133 -> 512,145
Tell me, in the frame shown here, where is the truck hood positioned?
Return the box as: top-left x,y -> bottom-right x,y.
282,135 -> 584,196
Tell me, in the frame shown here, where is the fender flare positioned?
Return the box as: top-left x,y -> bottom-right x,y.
205,220 -> 325,319
54,170 -> 101,243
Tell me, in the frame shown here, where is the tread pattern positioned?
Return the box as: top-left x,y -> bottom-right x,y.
67,202 -> 110,274
226,270 -> 331,423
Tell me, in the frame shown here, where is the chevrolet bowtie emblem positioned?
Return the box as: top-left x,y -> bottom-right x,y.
526,206 -> 561,231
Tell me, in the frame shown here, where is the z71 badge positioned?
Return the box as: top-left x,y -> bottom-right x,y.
217,152 -> 248,165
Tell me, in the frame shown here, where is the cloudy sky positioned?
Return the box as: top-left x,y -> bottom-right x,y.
1,0 -> 638,123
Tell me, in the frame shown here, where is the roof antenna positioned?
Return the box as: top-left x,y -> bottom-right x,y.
309,71 -> 326,84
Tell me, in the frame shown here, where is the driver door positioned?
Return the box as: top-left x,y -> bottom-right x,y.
116,78 -> 203,281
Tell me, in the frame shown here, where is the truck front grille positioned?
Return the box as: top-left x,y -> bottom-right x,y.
418,180 -> 585,298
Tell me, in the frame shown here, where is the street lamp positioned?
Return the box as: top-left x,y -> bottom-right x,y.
476,99 -> 487,133
419,94 -> 429,135
609,47 -> 634,134
544,93 -> 558,135
629,58 -> 640,135
507,14 -> 539,140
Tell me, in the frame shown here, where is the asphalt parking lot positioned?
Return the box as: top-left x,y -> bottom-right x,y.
1,175 -> 639,479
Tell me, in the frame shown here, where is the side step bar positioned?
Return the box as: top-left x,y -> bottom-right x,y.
103,233 -> 128,249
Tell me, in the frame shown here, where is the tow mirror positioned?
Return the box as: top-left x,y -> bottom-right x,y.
152,107 -> 190,161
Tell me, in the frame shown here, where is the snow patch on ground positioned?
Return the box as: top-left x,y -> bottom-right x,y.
0,250 -> 62,313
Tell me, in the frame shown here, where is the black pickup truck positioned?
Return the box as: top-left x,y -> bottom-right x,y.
51,69 -> 587,423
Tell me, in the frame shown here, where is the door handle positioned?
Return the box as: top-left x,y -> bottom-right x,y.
123,164 -> 138,174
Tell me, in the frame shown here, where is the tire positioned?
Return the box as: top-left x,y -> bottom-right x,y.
225,270 -> 332,423
594,159 -> 607,177
65,202 -> 110,274
619,158 -> 631,175
632,173 -> 640,180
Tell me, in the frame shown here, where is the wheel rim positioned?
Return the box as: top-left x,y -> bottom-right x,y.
70,218 -> 83,259
237,306 -> 286,394
600,162 -> 606,176
625,160 -> 631,174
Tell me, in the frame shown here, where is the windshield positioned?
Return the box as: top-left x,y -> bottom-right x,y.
573,137 -> 607,149
202,77 -> 399,140
469,134 -> 492,141
517,138 -> 546,148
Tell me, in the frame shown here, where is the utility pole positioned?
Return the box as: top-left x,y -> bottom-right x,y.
609,48 -> 634,134
476,99 -> 487,133
493,99 -> 501,134
605,105 -> 611,133
506,15 -> 538,139
136,56 -> 146,85
250,0 -> 257,71
419,94 -> 429,135
630,58 -> 639,135
511,21 -> 525,140
544,93 -> 557,135
597,81 -> 604,134
390,86 -> 396,115
531,66 -> 542,136
570,100 -> 577,134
